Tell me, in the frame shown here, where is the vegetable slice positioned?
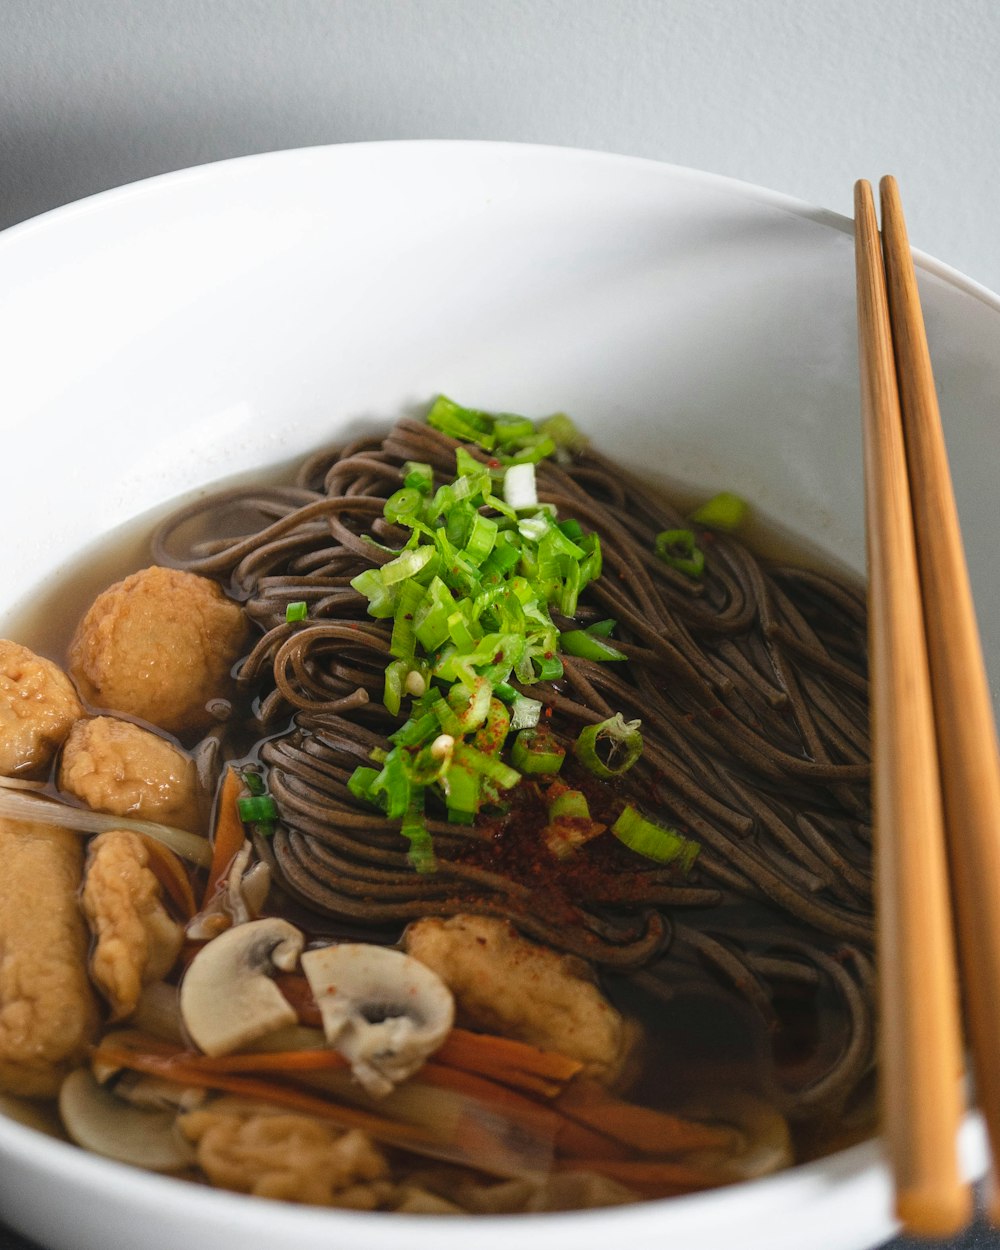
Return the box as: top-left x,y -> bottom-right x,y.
611,804 -> 700,872
690,490 -> 748,532
574,713 -> 643,779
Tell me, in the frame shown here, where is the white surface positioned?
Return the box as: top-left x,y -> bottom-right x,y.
3,0 -> 1000,292
0,140 -> 998,1250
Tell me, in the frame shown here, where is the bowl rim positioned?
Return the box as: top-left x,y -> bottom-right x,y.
2,138 -> 1000,316
0,137 -> 994,1246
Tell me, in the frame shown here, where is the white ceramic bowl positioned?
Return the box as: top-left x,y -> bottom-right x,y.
0,142 -> 997,1250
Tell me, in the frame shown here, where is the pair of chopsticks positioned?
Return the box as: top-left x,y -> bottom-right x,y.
854,176 -> 1000,1237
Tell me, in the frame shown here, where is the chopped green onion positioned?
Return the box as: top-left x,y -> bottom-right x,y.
385,659 -> 427,718
381,544 -> 436,586
345,401 -> 622,867
585,618 -> 617,637
447,677 -> 493,732
511,727 -> 565,775
558,630 -> 627,662
690,490 -> 748,532
505,435 -> 557,465
539,412 -> 588,453
654,529 -> 705,579
347,766 -> 382,804
547,788 -> 590,821
493,416 -> 536,446
464,512 -> 498,564
452,742 -> 521,790
503,462 -> 538,510
384,487 -> 424,523
402,461 -> 434,494
533,654 -> 564,682
285,601 -> 308,623
472,698 -> 511,754
509,694 -> 542,730
611,805 -> 699,872
517,515 -> 549,543
350,567 -> 398,618
237,795 -> 279,824
240,768 -> 267,796
542,785 -> 605,859
442,757 -> 480,819
369,750 -> 411,820
401,788 -> 436,873
427,395 -> 497,450
574,713 -> 643,779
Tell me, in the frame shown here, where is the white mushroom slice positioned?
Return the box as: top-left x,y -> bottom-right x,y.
180,918 -> 304,1057
59,1067 -> 196,1172
301,943 -> 455,1098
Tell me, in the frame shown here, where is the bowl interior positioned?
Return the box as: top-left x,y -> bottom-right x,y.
0,141 -> 998,1250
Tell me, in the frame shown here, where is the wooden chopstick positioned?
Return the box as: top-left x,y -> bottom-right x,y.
878,175 -> 1000,1225
854,178 -> 971,1236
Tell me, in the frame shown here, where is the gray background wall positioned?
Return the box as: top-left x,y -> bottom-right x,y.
3,0 -> 1000,292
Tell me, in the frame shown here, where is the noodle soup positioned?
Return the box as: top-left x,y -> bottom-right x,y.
0,400 -> 874,1214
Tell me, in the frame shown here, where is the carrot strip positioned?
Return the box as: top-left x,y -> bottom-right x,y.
418,1063 -> 629,1160
140,835 -> 198,919
93,1043 -> 441,1150
93,1042 -> 559,1177
201,768 -> 247,909
438,1028 -> 585,1084
555,1078 -> 741,1156
435,1028 -> 584,1096
158,1048 -> 350,1075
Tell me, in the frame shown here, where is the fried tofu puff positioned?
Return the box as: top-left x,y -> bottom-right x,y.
59,715 -> 205,834
67,566 -> 247,738
0,817 -> 99,1097
405,914 -> 638,1085
80,829 -> 185,1021
0,640 -> 83,778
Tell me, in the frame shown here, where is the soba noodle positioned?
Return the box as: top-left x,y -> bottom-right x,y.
152,413 -> 874,1123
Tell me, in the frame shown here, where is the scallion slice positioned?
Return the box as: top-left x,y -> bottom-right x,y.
402,461 -> 434,494
237,795 -> 279,824
511,727 -> 565,775
654,529 -> 705,579
504,461 -> 538,510
690,490 -> 748,532
509,694 -> 542,730
574,713 -> 643,779
611,805 -> 699,872
559,630 -> 627,662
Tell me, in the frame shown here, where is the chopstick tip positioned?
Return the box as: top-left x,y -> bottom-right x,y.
897,1182 -> 973,1239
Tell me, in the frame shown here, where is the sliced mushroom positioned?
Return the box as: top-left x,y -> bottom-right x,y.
301,943 -> 455,1098
180,917 -> 304,1057
59,1067 -> 196,1172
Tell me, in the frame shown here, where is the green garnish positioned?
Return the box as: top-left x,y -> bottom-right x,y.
611,804 -> 699,872
402,461 -> 434,494
574,712 -> 643,779
285,601 -> 308,623
654,528 -> 705,579
548,788 -> 590,821
346,399 -> 629,867
240,768 -> 267,796
542,783 -> 606,859
690,490 -> 748,532
511,727 -> 566,775
426,395 -> 586,465
237,795 -> 279,824
558,629 -> 627,662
